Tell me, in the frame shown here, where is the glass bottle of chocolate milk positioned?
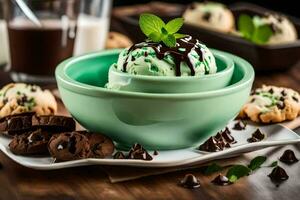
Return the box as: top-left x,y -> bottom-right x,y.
3,0 -> 80,83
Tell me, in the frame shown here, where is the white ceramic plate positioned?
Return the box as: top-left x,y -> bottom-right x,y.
0,121 -> 299,170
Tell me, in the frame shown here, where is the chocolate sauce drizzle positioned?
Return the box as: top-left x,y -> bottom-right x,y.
123,36 -> 205,76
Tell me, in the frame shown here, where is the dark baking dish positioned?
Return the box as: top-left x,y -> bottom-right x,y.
112,2 -> 300,72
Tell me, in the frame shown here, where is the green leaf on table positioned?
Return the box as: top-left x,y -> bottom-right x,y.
148,31 -> 162,42
268,161 -> 278,167
226,165 -> 251,183
238,14 -> 255,40
203,163 -> 223,175
139,13 -> 165,36
248,156 -> 267,171
252,24 -> 273,44
165,18 -> 184,34
162,34 -> 176,47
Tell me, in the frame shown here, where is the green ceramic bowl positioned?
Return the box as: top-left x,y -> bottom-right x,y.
107,50 -> 234,93
55,49 -> 254,150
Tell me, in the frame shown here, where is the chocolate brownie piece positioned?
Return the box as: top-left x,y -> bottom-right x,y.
48,132 -> 90,161
84,132 -> 115,158
0,112 -> 35,135
32,115 -> 76,132
9,129 -> 50,155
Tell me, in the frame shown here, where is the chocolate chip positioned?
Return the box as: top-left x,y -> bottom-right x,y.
202,12 -> 211,21
57,141 -> 68,150
211,174 -> 231,186
250,98 -> 255,103
127,143 -> 153,161
199,137 -> 223,152
144,52 -> 148,57
153,150 -> 159,155
131,56 -> 135,61
279,149 -> 299,164
279,96 -> 285,101
179,174 -> 200,189
269,88 -> 274,94
268,166 -> 289,187
281,90 -> 287,96
247,129 -> 265,143
67,136 -> 77,154
292,96 -> 299,102
113,151 -> 126,159
232,121 -> 246,130
276,101 -> 285,109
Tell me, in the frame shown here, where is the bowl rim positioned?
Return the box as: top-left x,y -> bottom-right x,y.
55,49 -> 254,99
108,49 -> 234,82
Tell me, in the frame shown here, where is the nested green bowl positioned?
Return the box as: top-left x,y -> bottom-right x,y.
55,49 -> 254,150
107,50 -> 234,93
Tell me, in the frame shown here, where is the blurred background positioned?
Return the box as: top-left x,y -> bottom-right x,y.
0,0 -> 300,83
113,0 -> 300,17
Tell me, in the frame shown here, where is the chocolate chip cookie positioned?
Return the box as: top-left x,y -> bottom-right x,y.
0,112 -> 35,135
84,132 -> 114,158
0,83 -> 57,118
239,85 -> 300,123
9,129 -> 50,155
48,132 -> 90,161
0,114 -> 76,136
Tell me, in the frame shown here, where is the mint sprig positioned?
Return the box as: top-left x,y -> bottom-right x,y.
248,156 -> 267,171
139,13 -> 187,47
226,165 -> 251,183
238,14 -> 273,45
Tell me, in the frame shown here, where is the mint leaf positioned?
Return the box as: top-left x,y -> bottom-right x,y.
228,175 -> 238,183
226,165 -> 251,183
238,14 -> 254,40
174,33 -> 188,39
252,24 -> 273,44
269,161 -> 278,167
161,27 -> 168,35
248,156 -> 267,171
149,32 -> 162,42
203,163 -> 223,175
139,13 -> 165,36
162,34 -> 176,47
165,18 -> 184,34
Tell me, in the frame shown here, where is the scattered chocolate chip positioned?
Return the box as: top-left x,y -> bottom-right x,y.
199,128 -> 236,152
153,150 -> 159,155
250,98 -> 255,103
179,174 -> 201,189
247,129 -> 265,143
131,56 -> 135,61
221,128 -> 236,144
199,137 -> 222,152
279,149 -> 299,164
113,151 -> 126,159
211,174 -> 231,186
292,96 -> 299,102
127,143 -> 153,161
144,52 -> 148,57
268,166 -> 289,187
232,120 -> 246,130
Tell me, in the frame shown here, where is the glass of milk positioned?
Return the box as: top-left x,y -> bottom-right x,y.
74,0 -> 112,55
0,0 -> 9,66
